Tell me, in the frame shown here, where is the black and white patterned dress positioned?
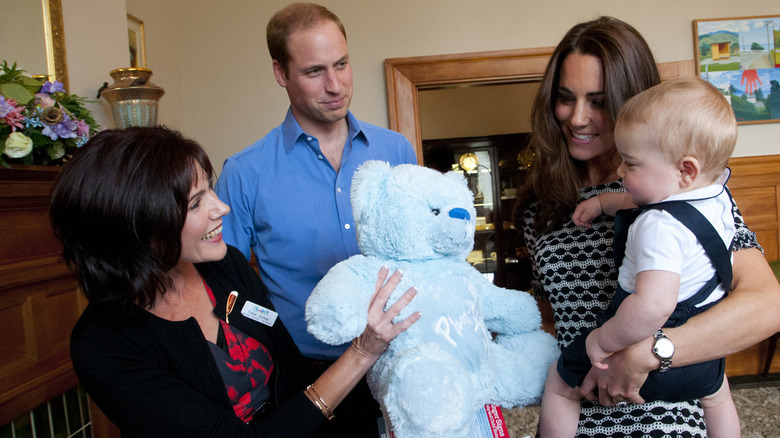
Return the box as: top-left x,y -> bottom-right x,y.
519,179 -> 757,438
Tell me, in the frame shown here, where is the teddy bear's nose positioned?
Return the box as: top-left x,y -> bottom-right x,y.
448,207 -> 471,221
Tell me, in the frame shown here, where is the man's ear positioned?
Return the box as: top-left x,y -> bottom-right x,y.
272,60 -> 288,87
679,156 -> 700,188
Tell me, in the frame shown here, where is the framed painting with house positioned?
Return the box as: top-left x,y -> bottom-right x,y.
693,14 -> 780,124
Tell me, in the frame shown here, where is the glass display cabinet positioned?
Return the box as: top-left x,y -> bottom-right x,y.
422,133 -> 534,291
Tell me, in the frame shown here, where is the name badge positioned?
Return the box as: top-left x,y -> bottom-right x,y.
241,301 -> 278,327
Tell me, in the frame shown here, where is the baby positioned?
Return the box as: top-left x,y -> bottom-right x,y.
539,77 -> 739,437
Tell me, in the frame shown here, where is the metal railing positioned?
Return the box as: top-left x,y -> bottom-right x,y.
1,386 -> 91,438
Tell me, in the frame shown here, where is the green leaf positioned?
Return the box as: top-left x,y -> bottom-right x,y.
60,94 -> 101,133
0,82 -> 35,105
18,75 -> 44,95
30,133 -> 51,149
0,61 -> 24,83
46,142 -> 66,160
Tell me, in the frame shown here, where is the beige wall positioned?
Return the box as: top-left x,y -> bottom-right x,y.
62,0 -> 779,173
62,0 -> 127,131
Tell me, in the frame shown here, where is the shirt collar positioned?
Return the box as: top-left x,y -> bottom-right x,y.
281,107 -> 366,153
664,168 -> 731,203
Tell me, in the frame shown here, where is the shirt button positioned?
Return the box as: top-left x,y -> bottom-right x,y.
318,155 -> 324,160
344,224 -> 351,230
337,187 -> 342,193
307,136 -> 313,141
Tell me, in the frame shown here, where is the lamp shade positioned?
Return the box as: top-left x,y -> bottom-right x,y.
459,152 -> 479,172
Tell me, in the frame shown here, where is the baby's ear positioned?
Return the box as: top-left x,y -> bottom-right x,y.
679,156 -> 700,188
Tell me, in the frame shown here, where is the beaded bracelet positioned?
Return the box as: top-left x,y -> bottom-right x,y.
305,384 -> 335,421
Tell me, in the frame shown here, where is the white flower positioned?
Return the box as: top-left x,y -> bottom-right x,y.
4,132 -> 33,158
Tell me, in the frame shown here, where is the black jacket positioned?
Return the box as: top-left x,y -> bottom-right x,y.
70,245 -> 324,437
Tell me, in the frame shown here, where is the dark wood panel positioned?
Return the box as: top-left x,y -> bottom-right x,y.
726,155 -> 780,376
0,166 -> 85,425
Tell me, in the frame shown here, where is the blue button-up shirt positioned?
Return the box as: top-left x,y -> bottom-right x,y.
216,109 -> 417,359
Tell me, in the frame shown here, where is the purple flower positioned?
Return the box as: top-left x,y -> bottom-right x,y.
40,81 -> 65,95
0,96 -> 14,118
41,112 -> 78,140
76,119 -> 89,137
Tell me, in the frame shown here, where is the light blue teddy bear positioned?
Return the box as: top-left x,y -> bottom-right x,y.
305,160 -> 559,438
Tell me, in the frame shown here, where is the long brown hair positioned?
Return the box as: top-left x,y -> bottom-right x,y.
516,16 -> 661,233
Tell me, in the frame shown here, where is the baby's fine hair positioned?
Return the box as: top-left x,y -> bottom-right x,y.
617,76 -> 737,180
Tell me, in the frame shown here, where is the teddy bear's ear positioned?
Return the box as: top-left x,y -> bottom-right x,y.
443,170 -> 469,189
351,160 -> 392,223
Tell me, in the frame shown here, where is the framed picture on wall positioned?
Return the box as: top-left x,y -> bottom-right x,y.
127,13 -> 147,68
693,14 -> 780,124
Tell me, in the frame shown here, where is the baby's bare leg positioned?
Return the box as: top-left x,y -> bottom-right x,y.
700,377 -> 740,438
538,363 -> 582,438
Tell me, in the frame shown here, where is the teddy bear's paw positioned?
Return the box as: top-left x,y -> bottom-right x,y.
382,348 -> 475,438
482,289 -> 543,335
489,331 -> 561,407
305,302 -> 367,345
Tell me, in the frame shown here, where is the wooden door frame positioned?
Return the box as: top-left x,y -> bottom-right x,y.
384,47 -> 696,162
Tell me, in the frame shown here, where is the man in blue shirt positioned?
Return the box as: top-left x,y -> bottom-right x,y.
216,3 -> 416,436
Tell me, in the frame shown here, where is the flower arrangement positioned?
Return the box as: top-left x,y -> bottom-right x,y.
0,61 -> 100,167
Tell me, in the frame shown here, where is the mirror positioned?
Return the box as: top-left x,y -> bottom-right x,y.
385,48 -> 695,163
0,0 -> 68,88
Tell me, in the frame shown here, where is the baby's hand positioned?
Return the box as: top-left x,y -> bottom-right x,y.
573,197 -> 603,228
586,328 -> 612,370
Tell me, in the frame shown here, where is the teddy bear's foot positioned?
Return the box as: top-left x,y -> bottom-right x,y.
489,330 -> 560,407
381,347 -> 475,438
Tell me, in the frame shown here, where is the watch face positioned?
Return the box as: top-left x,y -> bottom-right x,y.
654,337 -> 675,358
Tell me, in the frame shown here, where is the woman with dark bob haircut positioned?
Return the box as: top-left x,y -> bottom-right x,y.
50,126 -> 419,438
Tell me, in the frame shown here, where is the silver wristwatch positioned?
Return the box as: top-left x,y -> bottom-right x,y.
652,329 -> 674,372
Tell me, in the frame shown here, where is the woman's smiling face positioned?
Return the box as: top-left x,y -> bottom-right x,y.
179,165 -> 230,264
554,52 -> 616,165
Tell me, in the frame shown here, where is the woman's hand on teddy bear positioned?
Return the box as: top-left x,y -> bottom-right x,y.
350,267 -> 421,361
